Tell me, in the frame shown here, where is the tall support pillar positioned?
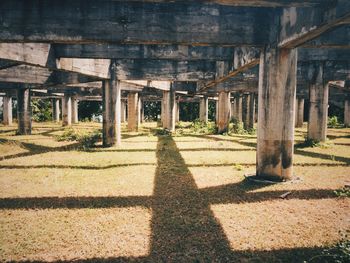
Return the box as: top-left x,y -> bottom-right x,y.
102,63 -> 121,147
140,99 -> 145,123
71,97 -> 78,124
307,63 -> 328,142
217,91 -> 231,133
175,101 -> 180,122
52,98 -> 60,123
162,85 -> 176,131
3,95 -> 13,125
235,96 -> 243,122
199,96 -> 208,122
230,100 -> 236,120
242,93 -> 255,130
121,100 -> 126,123
128,92 -> 139,132
345,100 -> 350,127
17,88 -> 32,135
62,94 -> 72,126
162,91 -> 169,129
256,47 -> 297,181
295,98 -> 304,128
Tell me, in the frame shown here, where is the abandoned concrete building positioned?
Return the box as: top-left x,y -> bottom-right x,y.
0,0 -> 349,261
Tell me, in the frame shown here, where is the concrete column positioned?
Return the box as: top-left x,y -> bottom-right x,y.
217,91 -> 231,134
345,100 -> 350,127
199,96 -> 208,122
52,98 -> 60,122
235,96 -> 243,122
139,98 -> 144,124
295,98 -> 304,128
307,63 -> 328,142
257,47 -> 297,181
162,85 -> 176,131
17,88 -> 32,135
230,100 -> 236,120
215,99 -> 219,124
3,95 -> 13,125
121,100 -> 126,123
102,72 -> 122,147
128,92 -> 139,132
175,101 -> 180,122
242,93 -> 255,130
71,97 -> 78,124
162,91 -> 169,129
62,94 -> 72,126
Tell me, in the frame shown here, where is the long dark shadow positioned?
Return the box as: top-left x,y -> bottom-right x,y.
149,135 -> 235,261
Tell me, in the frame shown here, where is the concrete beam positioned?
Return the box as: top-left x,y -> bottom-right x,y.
0,0 -> 272,46
279,1 -> 350,48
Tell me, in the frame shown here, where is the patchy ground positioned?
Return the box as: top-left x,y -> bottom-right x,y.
0,121 -> 349,262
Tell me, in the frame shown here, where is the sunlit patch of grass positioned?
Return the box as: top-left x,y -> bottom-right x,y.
211,199 -> 350,251
0,207 -> 152,262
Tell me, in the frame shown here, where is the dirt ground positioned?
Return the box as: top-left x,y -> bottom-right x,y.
0,122 -> 349,262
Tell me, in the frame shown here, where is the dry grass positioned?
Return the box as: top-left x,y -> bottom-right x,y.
0,121 -> 349,262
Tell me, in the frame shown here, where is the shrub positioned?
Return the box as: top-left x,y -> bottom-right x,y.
230,118 -> 246,135
328,116 -> 340,128
334,187 -> 350,197
55,128 -> 101,149
190,119 -> 216,134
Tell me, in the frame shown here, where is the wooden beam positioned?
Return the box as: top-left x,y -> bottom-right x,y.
279,1 -> 350,48
0,0 -> 272,46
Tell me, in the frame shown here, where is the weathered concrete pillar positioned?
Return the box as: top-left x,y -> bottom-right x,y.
71,97 -> 78,124
17,88 -> 32,135
199,96 -> 208,122
162,85 -> 176,131
235,96 -> 243,122
102,65 -> 122,147
121,100 -> 126,123
307,63 -> 328,142
242,93 -> 255,130
175,101 -> 180,122
345,100 -> 350,127
62,94 -> 72,126
295,98 -> 304,128
217,91 -> 231,133
257,47 -> 297,181
230,100 -> 236,120
128,92 -> 139,132
215,99 -> 219,124
52,98 -> 60,123
3,95 -> 13,125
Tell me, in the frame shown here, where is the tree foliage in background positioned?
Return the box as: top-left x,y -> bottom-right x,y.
31,99 -> 52,122
144,101 -> 161,121
179,102 -> 199,121
78,101 -> 102,121
208,100 -> 216,121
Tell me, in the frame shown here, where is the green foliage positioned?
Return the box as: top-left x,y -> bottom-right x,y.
144,101 -> 161,121
153,128 -> 171,136
189,119 -> 216,134
233,163 -> 243,171
78,101 -> 102,121
230,118 -> 255,135
306,233 -> 350,263
334,187 -> 350,197
55,128 -> 101,149
296,137 -> 333,149
208,100 -> 216,121
180,102 -> 199,121
31,99 -> 52,122
328,116 -> 341,128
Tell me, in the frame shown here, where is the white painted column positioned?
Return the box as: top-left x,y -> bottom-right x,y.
62,94 -> 72,126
